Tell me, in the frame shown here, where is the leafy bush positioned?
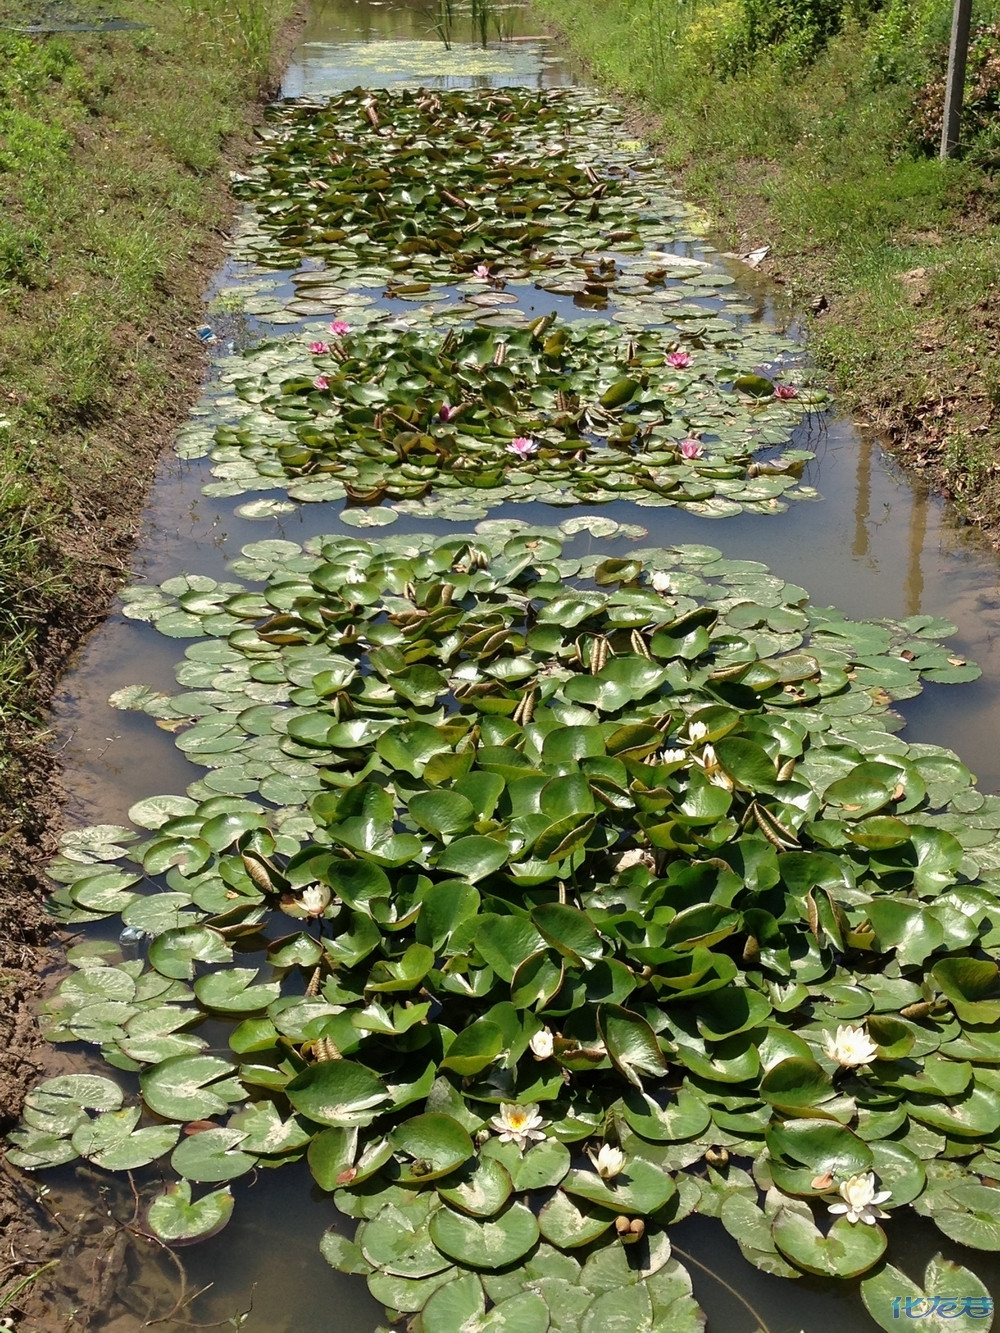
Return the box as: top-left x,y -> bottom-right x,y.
908,21 -> 1000,161
863,0 -> 955,88
684,0 -> 886,76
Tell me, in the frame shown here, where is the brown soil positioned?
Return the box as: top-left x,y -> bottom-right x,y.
0,12 -> 307,1330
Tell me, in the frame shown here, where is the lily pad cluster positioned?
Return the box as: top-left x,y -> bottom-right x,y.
189,316 -> 819,515
12,531 -> 1000,1325
105,529 -> 977,807
233,86 -> 701,291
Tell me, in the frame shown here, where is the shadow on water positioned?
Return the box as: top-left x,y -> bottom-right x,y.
44,0 -> 1000,1327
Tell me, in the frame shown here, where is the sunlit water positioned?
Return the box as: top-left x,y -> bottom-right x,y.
43,1 -> 1000,1328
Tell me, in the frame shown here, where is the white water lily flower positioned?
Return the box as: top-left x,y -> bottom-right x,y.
529,1028 -> 554,1060
650,571 -> 673,593
691,743 -> 734,791
489,1103 -> 547,1150
823,1024 -> 878,1068
659,748 -> 687,765
687,721 -> 709,744
827,1172 -> 891,1225
299,883 -> 330,916
588,1143 -> 626,1180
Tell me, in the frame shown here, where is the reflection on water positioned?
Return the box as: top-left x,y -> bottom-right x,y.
284,0 -> 568,97
44,0 -> 1000,1328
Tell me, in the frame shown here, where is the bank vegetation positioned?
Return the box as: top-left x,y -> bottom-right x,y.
533,0 -> 1000,536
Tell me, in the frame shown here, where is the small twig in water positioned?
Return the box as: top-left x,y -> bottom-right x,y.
670,1242 -> 775,1333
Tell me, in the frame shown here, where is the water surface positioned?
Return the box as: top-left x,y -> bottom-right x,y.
46,2 -> 1000,1327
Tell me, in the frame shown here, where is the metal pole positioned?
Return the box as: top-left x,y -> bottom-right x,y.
940,0 -> 974,159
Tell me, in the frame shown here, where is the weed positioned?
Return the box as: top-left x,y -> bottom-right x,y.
0,1260 -> 59,1316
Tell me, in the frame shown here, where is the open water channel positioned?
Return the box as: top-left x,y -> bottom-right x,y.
36,0 -> 1000,1328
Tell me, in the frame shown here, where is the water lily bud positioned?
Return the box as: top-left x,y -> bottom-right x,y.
529,1028 -> 554,1060
299,883 -> 329,916
589,1143 -> 625,1180
704,1146 -> 729,1168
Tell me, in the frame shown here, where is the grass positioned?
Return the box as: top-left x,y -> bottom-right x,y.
0,0 -> 296,998
0,0 -> 293,723
531,0 -> 1000,536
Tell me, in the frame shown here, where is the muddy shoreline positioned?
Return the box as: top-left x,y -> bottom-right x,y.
0,10 -> 308,1326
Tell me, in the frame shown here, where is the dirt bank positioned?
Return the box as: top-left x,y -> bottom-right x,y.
0,2 -> 305,1325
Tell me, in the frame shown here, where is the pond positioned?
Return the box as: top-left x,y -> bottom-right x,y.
25,1 -> 1000,1330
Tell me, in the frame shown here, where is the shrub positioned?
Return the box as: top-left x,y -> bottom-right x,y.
908,21 -> 1000,160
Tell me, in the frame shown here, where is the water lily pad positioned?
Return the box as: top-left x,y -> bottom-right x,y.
361,1202 -> 451,1278
146,1180 -> 235,1244
389,1113 -> 475,1183
429,1202 -> 540,1269
72,1107 -> 179,1170
438,1154 -> 513,1218
286,1061 -> 390,1127
538,1189 -> 616,1249
861,1253 -> 994,1332
140,1054 -> 244,1120
772,1206 -> 886,1277
171,1126 -> 258,1182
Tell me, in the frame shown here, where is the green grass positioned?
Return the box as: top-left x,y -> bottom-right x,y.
0,0 -> 294,929
532,0 -> 1000,531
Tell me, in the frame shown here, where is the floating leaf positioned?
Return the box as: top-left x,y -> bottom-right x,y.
429,1202 -> 540,1270
146,1180 -> 235,1244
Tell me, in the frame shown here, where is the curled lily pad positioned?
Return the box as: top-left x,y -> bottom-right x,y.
146,1180 -> 235,1244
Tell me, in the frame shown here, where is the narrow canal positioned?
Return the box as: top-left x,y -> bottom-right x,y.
30,1 -> 1000,1329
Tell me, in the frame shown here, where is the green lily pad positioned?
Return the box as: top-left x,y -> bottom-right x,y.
772,1206 -> 887,1277
429,1202 -> 540,1269
146,1180 -> 235,1244
389,1113 -> 475,1183
286,1061 -> 390,1127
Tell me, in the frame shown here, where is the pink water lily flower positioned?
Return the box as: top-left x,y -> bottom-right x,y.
473,264 -> 491,280
680,437 -> 703,460
309,341 -> 330,354
313,376 -> 329,391
329,320 -> 351,337
439,402 -> 454,422
774,383 -> 799,400
507,436 -> 538,457
666,351 -> 692,369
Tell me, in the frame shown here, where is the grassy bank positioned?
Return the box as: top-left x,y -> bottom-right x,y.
0,0 -> 295,954
532,0 -> 1000,535
0,0 -> 296,1316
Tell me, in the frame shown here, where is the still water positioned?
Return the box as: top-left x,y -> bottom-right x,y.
44,1 -> 1000,1328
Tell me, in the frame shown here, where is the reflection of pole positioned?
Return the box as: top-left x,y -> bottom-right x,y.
941,0 -> 973,159
853,431 -> 872,559
905,485 -> 928,616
